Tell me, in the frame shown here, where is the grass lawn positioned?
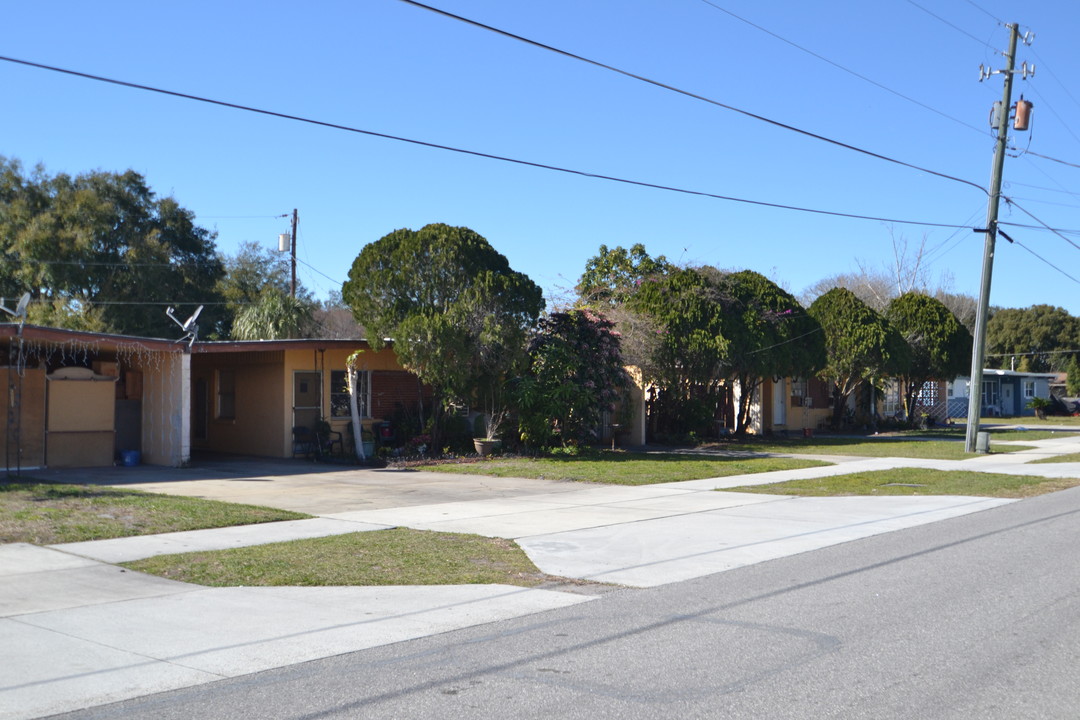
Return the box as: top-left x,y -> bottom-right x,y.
984,429 -> 1080,441
986,417 -> 1080,427
696,436 -> 1034,460
0,481 -> 309,544
124,529 -> 555,588
728,468 -> 1080,499
420,452 -> 829,485
1031,453 -> 1080,465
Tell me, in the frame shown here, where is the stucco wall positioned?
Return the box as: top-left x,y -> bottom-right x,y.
193,351 -> 285,457
135,351 -> 190,466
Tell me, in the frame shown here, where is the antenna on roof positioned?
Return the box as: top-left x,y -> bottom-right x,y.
165,305 -> 203,347
0,293 -> 32,325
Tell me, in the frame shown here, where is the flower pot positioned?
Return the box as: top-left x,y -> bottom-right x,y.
473,438 -> 499,456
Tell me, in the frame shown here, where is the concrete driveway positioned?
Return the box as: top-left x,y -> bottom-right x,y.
30,455 -> 592,514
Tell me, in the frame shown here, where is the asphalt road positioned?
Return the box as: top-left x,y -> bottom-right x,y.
54,486 -> 1080,720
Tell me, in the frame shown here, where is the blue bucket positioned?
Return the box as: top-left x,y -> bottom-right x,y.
121,450 -> 141,467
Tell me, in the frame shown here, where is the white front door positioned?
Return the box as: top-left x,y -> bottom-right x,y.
773,379 -> 787,426
1002,384 -> 1013,416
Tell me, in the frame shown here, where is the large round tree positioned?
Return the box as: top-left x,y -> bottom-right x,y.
0,156 -> 225,337
809,287 -> 910,429
886,292 -> 972,420
342,224 -> 544,438
710,269 -> 825,435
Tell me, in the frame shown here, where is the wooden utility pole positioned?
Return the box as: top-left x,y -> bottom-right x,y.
290,208 -> 298,298
966,24 -> 1025,453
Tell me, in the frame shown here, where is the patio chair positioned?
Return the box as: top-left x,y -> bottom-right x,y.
314,420 -> 343,457
292,426 -> 319,460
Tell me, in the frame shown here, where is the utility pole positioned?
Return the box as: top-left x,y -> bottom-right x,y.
965,23 -> 1031,453
290,208 -> 298,298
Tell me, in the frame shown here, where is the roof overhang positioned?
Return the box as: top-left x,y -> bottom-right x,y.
0,323 -> 182,352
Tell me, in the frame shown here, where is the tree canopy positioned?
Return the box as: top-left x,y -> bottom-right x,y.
577,243 -> 676,307
809,287 -> 910,428
986,305 -> 1079,372
0,156 -> 225,337
516,309 -> 629,447
342,224 -> 544,416
230,286 -> 316,340
885,292 -> 972,419
710,269 -> 825,434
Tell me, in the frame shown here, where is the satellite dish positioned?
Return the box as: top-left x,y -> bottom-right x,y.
165,305 -> 204,347
0,292 -> 31,323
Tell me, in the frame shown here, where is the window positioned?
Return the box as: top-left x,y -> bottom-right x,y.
790,378 -> 807,406
883,381 -> 901,417
217,370 -> 235,419
331,369 -> 369,418
1023,380 -> 1036,399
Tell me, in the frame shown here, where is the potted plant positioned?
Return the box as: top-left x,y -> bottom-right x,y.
473,407 -> 507,456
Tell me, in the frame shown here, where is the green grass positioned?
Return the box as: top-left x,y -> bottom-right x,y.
987,416 -> 1080,427
696,436 -> 1034,460
420,452 -> 828,485
0,481 -> 309,545
728,467 -> 1080,498
1030,452 -> 1080,465
984,429 -> 1079,441
124,529 -> 555,587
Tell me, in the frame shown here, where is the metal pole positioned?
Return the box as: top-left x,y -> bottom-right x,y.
965,23 -> 1019,453
290,208 -> 298,298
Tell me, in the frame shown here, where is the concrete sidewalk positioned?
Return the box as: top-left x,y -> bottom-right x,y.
4,433 -> 1080,719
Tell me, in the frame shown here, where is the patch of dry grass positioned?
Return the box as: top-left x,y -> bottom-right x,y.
0,481 -> 308,544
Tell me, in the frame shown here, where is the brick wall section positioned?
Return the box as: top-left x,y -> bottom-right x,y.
371,370 -> 432,418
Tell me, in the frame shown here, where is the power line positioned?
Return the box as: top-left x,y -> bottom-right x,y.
999,221 -> 1080,236
961,0 -> 1004,25
1004,195 -> 1080,210
1028,47 -> 1080,117
1021,149 -> 1080,170
1002,197 -> 1080,251
1,257 -> 220,269
1007,180 -> 1080,198
0,54 -> 980,231
1020,81 -> 1080,153
986,349 -> 1080,358
200,214 -> 288,220
922,206 -> 985,265
296,257 -> 342,287
905,0 -> 997,48
697,0 -> 990,137
395,1 -> 987,195
1010,238 -> 1080,285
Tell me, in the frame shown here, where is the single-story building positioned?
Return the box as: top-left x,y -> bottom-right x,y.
0,324 -> 434,469
947,369 -> 1058,417
758,376 -> 835,434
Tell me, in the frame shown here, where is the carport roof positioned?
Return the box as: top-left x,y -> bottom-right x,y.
192,338 -> 376,353
0,324 -> 380,354
0,323 -> 181,351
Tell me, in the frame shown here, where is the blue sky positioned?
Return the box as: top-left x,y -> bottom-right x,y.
3,0 -> 1078,315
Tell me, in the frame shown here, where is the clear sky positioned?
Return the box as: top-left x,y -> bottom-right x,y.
3,0 -> 1078,315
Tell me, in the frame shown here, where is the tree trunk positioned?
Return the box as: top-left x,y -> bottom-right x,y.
348,367 -> 365,462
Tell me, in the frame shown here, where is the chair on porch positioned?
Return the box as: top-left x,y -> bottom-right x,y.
314,420 -> 343,457
292,426 -> 319,460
